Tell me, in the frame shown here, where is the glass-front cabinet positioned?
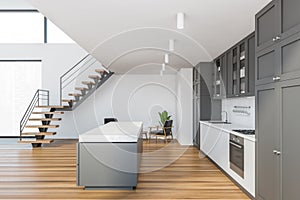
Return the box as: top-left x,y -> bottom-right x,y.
213,55 -> 226,98
214,32 -> 255,98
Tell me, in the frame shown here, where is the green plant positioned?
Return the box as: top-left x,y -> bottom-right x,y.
158,110 -> 171,126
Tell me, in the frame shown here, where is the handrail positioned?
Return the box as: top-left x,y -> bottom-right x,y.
60,54 -> 90,79
59,54 -> 109,106
20,89 -> 49,136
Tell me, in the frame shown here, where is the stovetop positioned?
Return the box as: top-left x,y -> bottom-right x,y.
232,129 -> 255,135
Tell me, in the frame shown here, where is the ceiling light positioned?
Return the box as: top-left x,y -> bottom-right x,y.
169,39 -> 175,51
164,54 -> 169,64
177,12 -> 185,29
160,70 -> 163,76
162,63 -> 166,71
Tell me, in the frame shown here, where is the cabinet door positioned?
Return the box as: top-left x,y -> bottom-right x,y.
220,55 -> 227,98
247,35 -> 255,96
214,55 -> 226,99
214,58 -> 221,98
231,47 -> 240,96
238,41 -> 247,96
279,0 -> 300,40
279,78 -> 300,200
256,83 -> 280,200
255,1 -> 280,52
226,51 -> 233,97
255,45 -> 279,85
278,32 -> 300,81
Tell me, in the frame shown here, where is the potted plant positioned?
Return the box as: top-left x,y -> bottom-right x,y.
158,110 -> 171,126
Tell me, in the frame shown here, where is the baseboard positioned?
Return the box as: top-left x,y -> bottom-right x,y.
205,155 -> 255,200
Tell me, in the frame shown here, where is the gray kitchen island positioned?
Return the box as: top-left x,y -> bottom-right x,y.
77,121 -> 143,190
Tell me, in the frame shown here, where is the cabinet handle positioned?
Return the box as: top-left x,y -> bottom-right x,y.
273,76 -> 281,81
230,142 -> 243,149
273,150 -> 281,155
272,36 -> 281,42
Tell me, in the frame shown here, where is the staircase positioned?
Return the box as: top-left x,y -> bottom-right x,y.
19,54 -> 113,147
59,54 -> 113,110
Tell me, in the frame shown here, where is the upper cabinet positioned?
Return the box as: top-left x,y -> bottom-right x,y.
255,0 -> 300,86
213,55 -> 226,98
214,33 -> 255,98
256,0 -> 300,52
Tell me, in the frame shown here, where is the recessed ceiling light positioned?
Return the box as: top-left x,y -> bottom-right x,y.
164,54 -> 169,64
169,39 -> 175,51
162,63 -> 166,71
177,12 -> 184,29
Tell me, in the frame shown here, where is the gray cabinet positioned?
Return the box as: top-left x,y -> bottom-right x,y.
255,1 -> 279,52
226,33 -> 255,97
256,31 -> 300,85
256,0 -> 300,52
255,83 -> 280,200
255,45 -> 278,85
213,55 -> 226,98
256,78 -> 300,200
256,1 -> 300,199
280,79 -> 300,200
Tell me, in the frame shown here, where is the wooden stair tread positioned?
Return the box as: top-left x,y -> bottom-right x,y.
35,106 -> 64,109
25,125 -> 59,128
32,111 -> 64,114
82,81 -> 95,85
18,139 -> 54,144
88,75 -> 100,79
62,99 -> 74,102
68,93 -> 83,97
75,87 -> 89,91
21,132 -> 56,136
29,118 -> 61,121
95,69 -> 107,73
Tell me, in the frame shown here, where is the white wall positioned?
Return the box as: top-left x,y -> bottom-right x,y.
221,96 -> 255,129
56,74 -> 178,138
176,68 -> 193,145
0,44 -> 87,105
0,43 -> 87,138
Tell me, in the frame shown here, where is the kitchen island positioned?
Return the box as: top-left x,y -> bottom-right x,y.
77,121 -> 143,190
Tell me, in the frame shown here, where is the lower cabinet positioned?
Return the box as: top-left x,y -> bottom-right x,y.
256,78 -> 300,200
200,122 -> 255,196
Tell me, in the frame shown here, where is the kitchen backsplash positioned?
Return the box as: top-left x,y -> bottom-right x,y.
221,96 -> 255,129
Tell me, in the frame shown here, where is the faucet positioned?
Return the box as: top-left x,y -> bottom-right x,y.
221,111 -> 228,123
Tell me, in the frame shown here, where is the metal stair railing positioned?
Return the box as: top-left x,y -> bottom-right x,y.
20,89 -> 49,136
59,54 -> 113,109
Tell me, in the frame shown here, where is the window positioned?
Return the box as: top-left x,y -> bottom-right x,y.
0,11 -> 44,43
46,19 -> 75,43
0,61 -> 41,136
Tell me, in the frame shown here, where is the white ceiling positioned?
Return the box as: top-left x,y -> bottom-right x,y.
28,0 -> 271,74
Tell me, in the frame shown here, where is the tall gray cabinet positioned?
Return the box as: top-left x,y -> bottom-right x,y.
255,0 -> 300,199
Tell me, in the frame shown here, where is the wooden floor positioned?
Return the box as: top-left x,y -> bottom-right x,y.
0,139 -> 249,199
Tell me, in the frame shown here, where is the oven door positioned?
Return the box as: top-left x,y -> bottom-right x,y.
229,141 -> 244,178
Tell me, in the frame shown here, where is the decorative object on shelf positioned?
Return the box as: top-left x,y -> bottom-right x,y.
158,110 -> 171,126
232,109 -> 251,115
234,106 -> 251,109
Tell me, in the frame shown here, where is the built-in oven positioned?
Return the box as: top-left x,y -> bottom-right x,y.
229,134 -> 244,178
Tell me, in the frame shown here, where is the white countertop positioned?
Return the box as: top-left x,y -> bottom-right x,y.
200,121 -> 255,142
79,122 -> 143,143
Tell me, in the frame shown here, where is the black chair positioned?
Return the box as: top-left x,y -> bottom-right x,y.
149,120 -> 173,143
104,118 -> 118,124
